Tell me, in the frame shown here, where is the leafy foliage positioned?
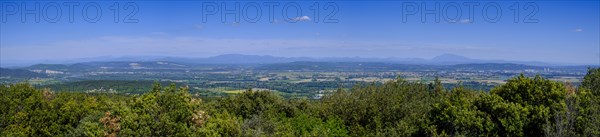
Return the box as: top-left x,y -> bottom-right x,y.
1,68 -> 599,136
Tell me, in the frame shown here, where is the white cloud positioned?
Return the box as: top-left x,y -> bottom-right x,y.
460,19 -> 472,23
291,16 -> 311,21
230,22 -> 240,27
195,25 -> 203,30
572,28 -> 583,32
447,19 -> 472,23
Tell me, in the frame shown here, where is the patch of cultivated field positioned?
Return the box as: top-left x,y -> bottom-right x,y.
222,88 -> 276,94
350,77 -> 394,82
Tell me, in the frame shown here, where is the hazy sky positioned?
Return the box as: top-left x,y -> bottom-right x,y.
1,1 -> 599,65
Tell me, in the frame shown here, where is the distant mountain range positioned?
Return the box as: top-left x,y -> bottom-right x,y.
0,54 -> 593,67
2,54 -> 596,79
150,54 -> 558,66
2,61 -> 591,79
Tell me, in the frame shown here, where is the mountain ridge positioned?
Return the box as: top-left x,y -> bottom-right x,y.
1,54 -> 590,67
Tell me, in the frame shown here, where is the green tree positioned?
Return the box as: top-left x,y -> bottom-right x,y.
427,86 -> 496,136
574,68 -> 600,136
491,74 -> 567,136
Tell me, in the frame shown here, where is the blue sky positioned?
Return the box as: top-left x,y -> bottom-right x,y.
1,1 -> 599,66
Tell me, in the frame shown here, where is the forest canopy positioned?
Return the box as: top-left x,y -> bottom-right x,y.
1,68 -> 599,136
